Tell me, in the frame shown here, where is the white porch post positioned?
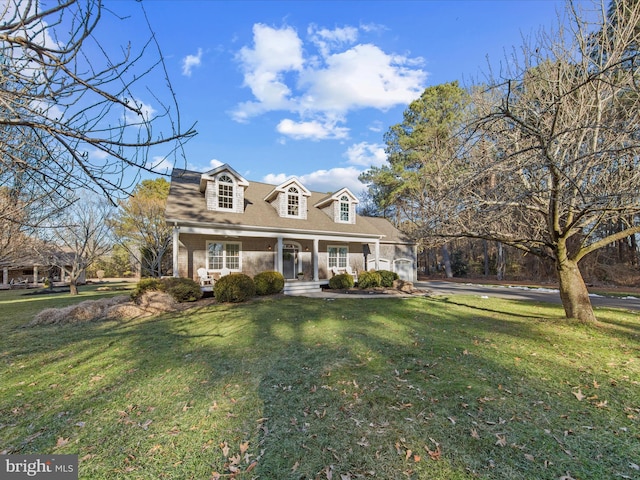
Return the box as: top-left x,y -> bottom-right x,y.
313,238 -> 319,281
2,267 -> 8,286
172,226 -> 180,278
33,266 -> 39,285
374,240 -> 380,270
276,236 -> 283,274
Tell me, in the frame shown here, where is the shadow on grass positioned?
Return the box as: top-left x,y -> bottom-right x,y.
1,295 -> 638,479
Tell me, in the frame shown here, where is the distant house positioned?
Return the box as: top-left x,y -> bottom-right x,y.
165,164 -> 416,294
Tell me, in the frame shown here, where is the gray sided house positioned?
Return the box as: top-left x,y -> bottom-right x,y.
165,164 -> 416,294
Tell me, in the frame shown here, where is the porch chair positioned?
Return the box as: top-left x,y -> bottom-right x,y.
220,267 -> 231,277
197,268 -> 213,286
345,266 -> 358,282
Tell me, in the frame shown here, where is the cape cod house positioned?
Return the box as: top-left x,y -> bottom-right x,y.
165,164 -> 416,294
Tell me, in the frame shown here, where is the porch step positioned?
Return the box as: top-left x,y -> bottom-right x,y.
283,280 -> 324,295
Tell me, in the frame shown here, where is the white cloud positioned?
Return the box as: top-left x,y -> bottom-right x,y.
263,166 -> 366,196
182,48 -> 203,77
231,23 -> 304,121
308,24 -> 358,57
233,23 -> 427,138
345,142 -> 387,167
300,44 -> 425,112
277,118 -> 349,140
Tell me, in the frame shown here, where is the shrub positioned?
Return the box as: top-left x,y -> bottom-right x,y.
358,271 -> 382,289
378,270 -> 399,287
214,274 -> 256,303
254,271 -> 285,295
162,277 -> 203,302
328,273 -> 354,290
131,278 -> 163,301
131,277 -> 202,303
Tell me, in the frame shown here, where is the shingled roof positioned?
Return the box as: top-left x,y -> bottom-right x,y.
165,168 -> 413,244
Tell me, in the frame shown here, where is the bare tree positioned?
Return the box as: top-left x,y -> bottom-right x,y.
39,196 -> 114,295
110,178 -> 172,278
443,0 -> 640,322
0,0 -> 196,226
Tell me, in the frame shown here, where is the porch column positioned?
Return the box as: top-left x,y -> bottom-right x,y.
33,266 -> 39,285
2,267 -> 7,286
172,226 -> 180,277
313,238 -> 319,281
374,240 -> 380,270
276,236 -> 283,274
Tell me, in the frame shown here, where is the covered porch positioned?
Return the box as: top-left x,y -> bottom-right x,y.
172,224 -> 384,292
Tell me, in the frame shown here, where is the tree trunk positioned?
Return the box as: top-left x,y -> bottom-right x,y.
496,242 -> 505,281
556,259 -> 596,323
69,280 -> 78,295
441,244 -> 453,278
483,240 -> 490,276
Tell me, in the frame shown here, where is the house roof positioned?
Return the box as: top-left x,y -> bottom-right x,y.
166,168 -> 414,244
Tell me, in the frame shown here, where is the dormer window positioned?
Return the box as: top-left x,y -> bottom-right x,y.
265,178 -> 311,219
339,195 -> 350,222
218,174 -> 234,210
314,188 -> 359,225
287,187 -> 300,216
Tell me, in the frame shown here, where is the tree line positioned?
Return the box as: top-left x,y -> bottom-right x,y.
360,0 -> 640,323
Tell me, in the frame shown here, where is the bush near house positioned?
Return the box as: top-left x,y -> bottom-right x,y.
254,271 -> 285,296
357,270 -> 382,289
214,273 -> 256,303
378,269 -> 399,287
131,277 -> 202,303
328,273 -> 354,290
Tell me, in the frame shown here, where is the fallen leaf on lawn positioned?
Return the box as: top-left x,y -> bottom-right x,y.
572,389 -> 585,401
239,441 -> 249,455
447,416 -> 456,425
413,454 -> 421,462
220,441 -> 229,458
147,444 -> 162,455
357,437 -> 369,447
405,449 -> 412,461
470,428 -> 480,439
524,453 -> 535,462
340,474 -> 351,480
324,464 -> 333,479
56,437 -> 69,448
75,421 -> 85,428
140,419 -> 152,430
495,434 -> 507,447
246,461 -> 257,472
559,473 -> 576,480
210,473 -> 221,480
425,444 -> 441,461
630,462 -> 639,470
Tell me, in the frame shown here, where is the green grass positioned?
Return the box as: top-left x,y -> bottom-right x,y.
1,285 -> 639,479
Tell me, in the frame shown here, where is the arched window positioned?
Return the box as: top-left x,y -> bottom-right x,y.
218,174 -> 234,209
287,186 -> 299,216
339,195 -> 350,222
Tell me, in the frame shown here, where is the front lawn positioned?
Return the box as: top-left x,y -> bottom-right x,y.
1,287 -> 638,479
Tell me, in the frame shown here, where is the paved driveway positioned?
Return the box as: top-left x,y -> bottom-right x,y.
416,280 -> 640,311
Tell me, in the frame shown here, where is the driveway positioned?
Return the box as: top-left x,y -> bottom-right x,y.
416,280 -> 640,311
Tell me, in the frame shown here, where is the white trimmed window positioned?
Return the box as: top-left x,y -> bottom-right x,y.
207,242 -> 241,270
217,175 -> 234,210
287,186 -> 299,216
328,246 -> 348,269
339,195 -> 350,222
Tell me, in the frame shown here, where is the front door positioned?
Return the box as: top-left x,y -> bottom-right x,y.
282,244 -> 299,279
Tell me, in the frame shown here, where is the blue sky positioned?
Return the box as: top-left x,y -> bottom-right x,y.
99,0 -> 570,195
